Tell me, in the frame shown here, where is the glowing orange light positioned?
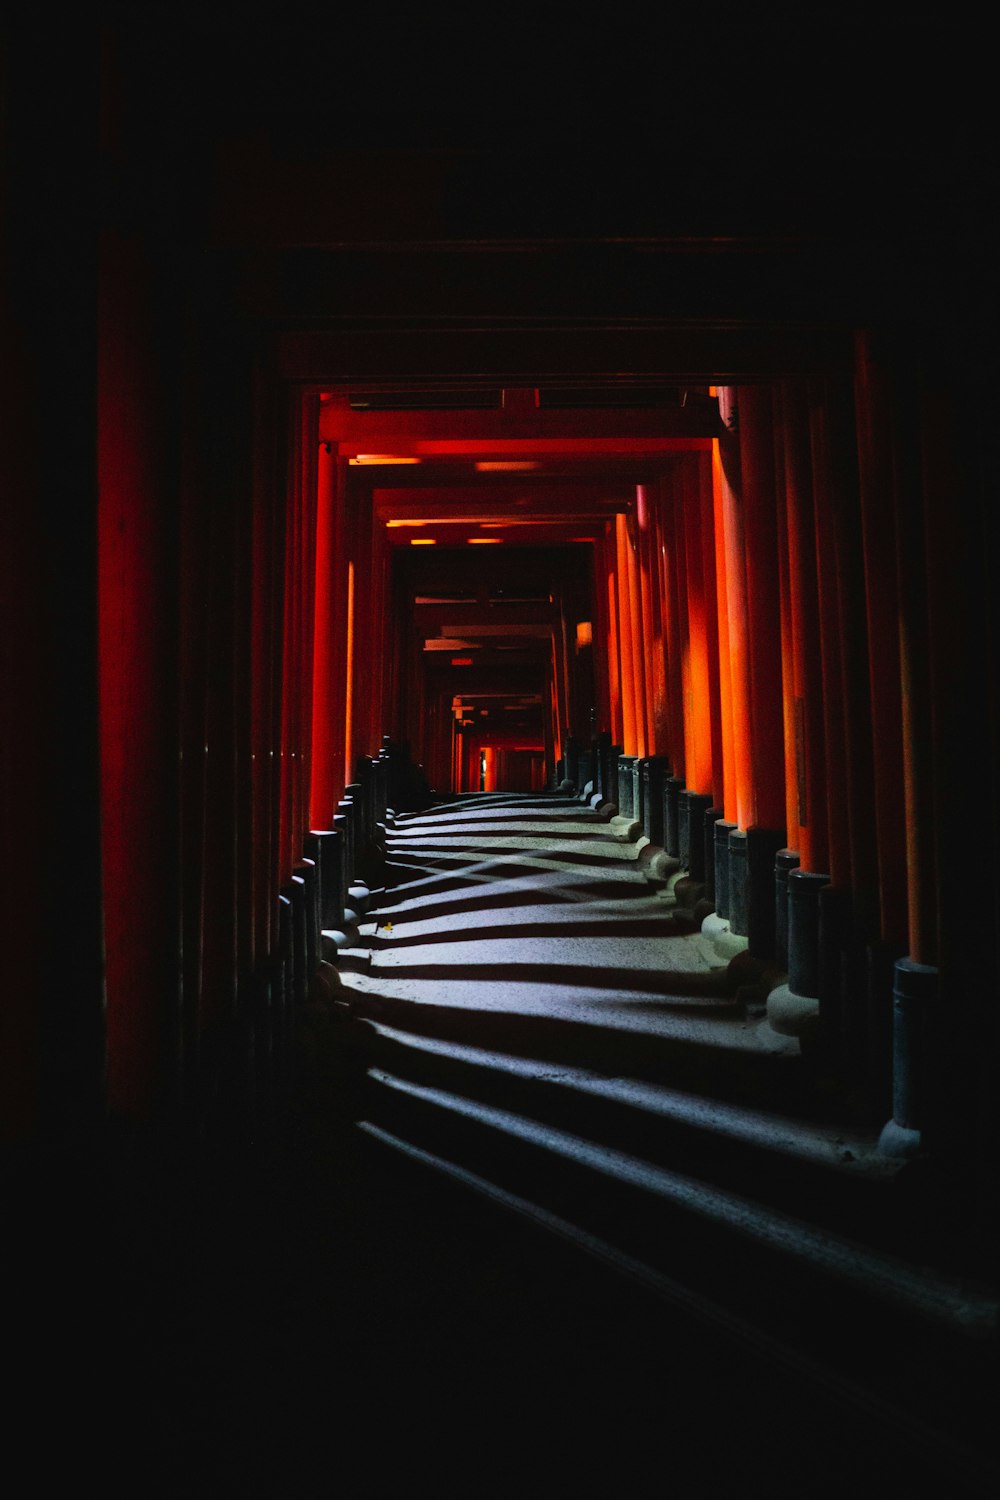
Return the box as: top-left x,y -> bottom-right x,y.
467,537 -> 503,544
385,520 -> 429,528
410,538 -> 437,545
451,657 -> 474,666
474,461 -> 541,471
575,621 -> 593,647
348,454 -> 422,465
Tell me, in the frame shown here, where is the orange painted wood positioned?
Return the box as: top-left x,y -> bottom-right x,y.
626,510 -> 648,758
647,495 -> 669,756
682,458 -> 713,796
853,339 -> 907,947
809,383 -> 851,887
637,486 -> 658,754
771,390 -> 801,856
310,442 -> 340,829
822,378 -> 879,925
603,529 -> 624,746
781,383 -> 828,874
716,400 -> 752,831
710,445 -> 736,823
696,454 -> 725,811
615,513 -> 638,756
739,385 -> 786,833
660,474 -> 686,782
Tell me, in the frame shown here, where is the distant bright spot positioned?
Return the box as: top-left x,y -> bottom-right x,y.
576,621 -> 593,647
349,455 -> 421,465
474,461 -> 540,471
410,538 -> 437,545
468,537 -> 503,544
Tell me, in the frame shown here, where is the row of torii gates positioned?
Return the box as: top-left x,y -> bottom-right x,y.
2,34 -> 994,1248
83,336 -> 984,1180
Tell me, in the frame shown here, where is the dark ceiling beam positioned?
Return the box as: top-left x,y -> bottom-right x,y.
321,396 -> 717,444
283,326 -> 852,385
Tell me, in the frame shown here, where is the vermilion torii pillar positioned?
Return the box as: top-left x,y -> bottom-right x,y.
713,388 -> 786,955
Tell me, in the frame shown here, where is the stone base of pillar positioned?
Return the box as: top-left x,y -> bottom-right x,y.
746,827 -> 787,960
642,848 -> 681,882
609,814 -> 643,841
347,880 -> 371,915
864,939 -> 901,1121
787,868 -> 830,998
878,956 -> 937,1160
702,807 -> 724,904
713,820 -> 737,919
728,828 -> 748,936
663,776 -> 684,858
877,1118 -> 923,1158
774,849 -> 800,969
617,755 -> 637,819
322,924 -> 360,957
679,790 -> 714,879
701,910 -> 749,963
765,980 -> 819,1038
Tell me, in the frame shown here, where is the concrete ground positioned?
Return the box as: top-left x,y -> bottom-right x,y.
6,794 -> 997,1495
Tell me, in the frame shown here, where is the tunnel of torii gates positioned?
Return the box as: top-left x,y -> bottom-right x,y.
5,339 -> 997,1209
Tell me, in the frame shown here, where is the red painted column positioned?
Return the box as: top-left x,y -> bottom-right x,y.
615,513 -> 638,757
636,485 -> 658,754
809,382 -> 856,892
681,457 -> 714,798
771,390 -> 801,860
591,536 -> 613,737
665,472 -> 688,786
738,385 -> 786,833
647,491 -> 669,756
710,444 -> 737,825
98,226 -> 180,1118
781,384 -> 829,876
604,529 -> 624,747
309,443 -> 341,829
716,396 -> 752,832
696,454 -> 725,813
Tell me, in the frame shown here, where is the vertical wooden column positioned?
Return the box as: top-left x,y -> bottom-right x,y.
736,386 -> 786,956
625,509 -> 648,758
716,396 -> 752,833
98,224 -> 181,1120
697,453 -> 725,815
348,479 -> 375,772
809,383 -> 852,894
647,488 -> 670,757
309,443 -> 341,829
771,390 -> 801,861
604,528 -> 624,748
591,537 -> 613,738
277,396 -> 302,892
636,485 -> 658,753
710,442 -> 737,826
297,397 -> 319,855
738,386 -> 786,833
2,25 -> 109,1139
781,383 -> 828,877
615,513 -> 638,758
852,334 -> 917,1117
681,456 -> 714,798
917,335 -> 991,1158
666,472 -> 689,786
